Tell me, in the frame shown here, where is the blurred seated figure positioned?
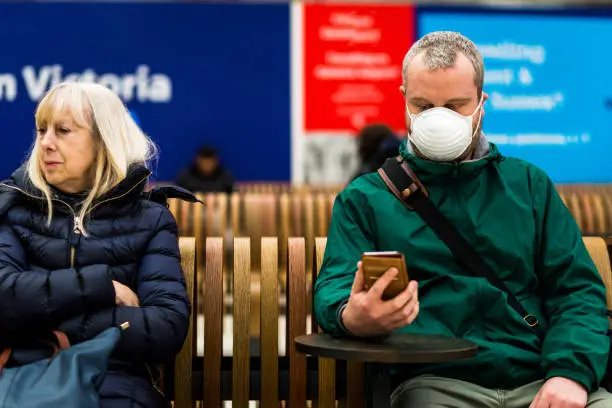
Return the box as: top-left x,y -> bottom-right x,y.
352,123 -> 401,181
0,82 -> 191,408
176,146 -> 234,194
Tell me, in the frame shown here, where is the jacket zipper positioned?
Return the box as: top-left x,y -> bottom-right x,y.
145,363 -> 166,398
86,174 -> 149,214
69,215 -> 83,268
1,183 -> 81,268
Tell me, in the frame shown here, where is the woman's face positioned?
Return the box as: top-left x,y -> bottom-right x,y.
37,111 -> 96,194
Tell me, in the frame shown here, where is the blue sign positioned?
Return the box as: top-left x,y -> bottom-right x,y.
0,3 -> 291,182
418,11 -> 612,183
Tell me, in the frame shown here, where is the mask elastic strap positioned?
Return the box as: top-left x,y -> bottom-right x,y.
405,102 -> 415,119
470,95 -> 485,139
471,93 -> 484,116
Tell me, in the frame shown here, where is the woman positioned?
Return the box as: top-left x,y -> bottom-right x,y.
0,82 -> 192,407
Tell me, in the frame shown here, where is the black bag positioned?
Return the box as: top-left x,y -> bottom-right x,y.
378,156 -> 612,390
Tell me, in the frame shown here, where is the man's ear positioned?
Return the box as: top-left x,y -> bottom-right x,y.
481,91 -> 489,117
399,85 -> 406,97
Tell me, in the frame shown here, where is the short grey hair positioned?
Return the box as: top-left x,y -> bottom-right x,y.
402,31 -> 484,96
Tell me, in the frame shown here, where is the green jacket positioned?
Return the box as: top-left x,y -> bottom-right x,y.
314,142 -> 609,392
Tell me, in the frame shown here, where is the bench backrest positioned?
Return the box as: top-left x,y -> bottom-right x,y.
197,236 -> 363,407
200,237 -> 282,407
167,186 -> 612,239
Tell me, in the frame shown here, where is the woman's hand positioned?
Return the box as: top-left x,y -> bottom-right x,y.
112,280 -> 140,307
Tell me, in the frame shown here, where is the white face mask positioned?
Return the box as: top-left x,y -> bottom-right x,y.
406,97 -> 483,162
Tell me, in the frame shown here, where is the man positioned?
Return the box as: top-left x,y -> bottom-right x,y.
314,31 -> 611,408
175,146 -> 234,194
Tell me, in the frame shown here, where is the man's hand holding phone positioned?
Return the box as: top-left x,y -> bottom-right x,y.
341,260 -> 419,337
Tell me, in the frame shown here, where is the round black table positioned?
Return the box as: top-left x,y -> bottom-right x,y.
295,332 -> 478,408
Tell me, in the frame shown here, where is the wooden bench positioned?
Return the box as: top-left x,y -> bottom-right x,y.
167,236 -> 364,407
169,192 -> 338,341
169,235 -> 612,407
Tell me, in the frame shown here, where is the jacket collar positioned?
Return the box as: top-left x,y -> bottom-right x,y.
0,163 -> 152,214
399,133 -> 504,184
92,164 -> 152,206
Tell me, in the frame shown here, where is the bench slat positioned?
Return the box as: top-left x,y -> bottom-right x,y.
203,193 -> 215,236
168,198 -> 179,223
231,193 -> 241,235
180,199 -> 192,236
314,237 -> 336,408
279,194 -> 290,276
261,237 -> 280,407
303,195 -> 315,276
347,362 -> 365,408
217,193 -> 228,236
233,238 -> 251,407
315,194 -> 328,238
174,237 -> 196,408
288,238 -> 307,407
203,237 -> 224,407
314,237 -> 365,408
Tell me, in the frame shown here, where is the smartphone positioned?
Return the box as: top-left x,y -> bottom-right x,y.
361,251 -> 409,300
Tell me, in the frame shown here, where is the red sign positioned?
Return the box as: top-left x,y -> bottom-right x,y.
303,3 -> 414,133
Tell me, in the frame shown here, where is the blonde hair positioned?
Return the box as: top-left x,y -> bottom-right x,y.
27,82 -> 157,233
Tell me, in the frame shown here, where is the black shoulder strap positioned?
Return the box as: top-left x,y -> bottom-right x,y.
379,157 -> 545,339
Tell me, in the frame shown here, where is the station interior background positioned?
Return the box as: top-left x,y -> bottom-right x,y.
1,0 -> 611,406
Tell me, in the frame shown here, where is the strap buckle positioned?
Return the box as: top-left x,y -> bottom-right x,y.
523,314 -> 539,327
401,183 -> 419,198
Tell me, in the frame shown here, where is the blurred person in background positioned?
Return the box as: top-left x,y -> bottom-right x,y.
315,31 -> 612,408
0,82 -> 191,408
351,123 -> 401,181
175,145 -> 234,194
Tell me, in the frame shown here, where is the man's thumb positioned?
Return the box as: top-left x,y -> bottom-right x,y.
352,262 -> 365,293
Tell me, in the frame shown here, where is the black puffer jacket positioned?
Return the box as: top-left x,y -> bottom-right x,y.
0,164 -> 193,406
